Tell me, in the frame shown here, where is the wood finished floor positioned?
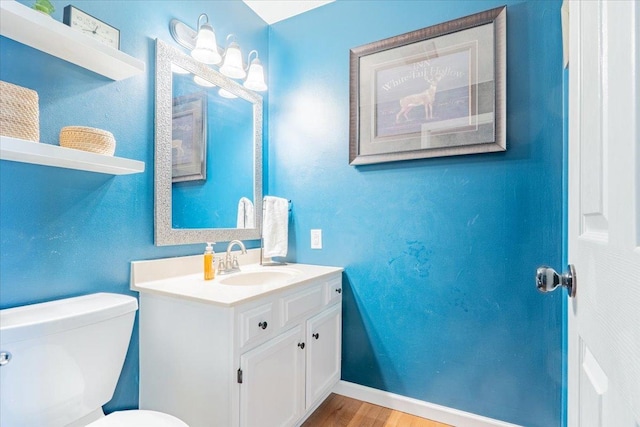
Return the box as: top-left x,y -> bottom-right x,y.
302,394 -> 452,427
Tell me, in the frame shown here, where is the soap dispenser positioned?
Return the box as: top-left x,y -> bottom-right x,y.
204,242 -> 215,280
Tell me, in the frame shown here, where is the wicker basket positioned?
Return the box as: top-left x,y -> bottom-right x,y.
59,126 -> 116,156
0,80 -> 40,142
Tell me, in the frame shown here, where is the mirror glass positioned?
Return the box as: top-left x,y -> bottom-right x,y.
155,39 -> 263,245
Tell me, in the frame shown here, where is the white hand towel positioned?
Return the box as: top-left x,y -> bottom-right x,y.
236,197 -> 255,229
263,196 -> 289,258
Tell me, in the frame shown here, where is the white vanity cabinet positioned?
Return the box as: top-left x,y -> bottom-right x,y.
135,266 -> 342,427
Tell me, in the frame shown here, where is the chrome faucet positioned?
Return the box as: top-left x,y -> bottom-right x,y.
218,240 -> 247,275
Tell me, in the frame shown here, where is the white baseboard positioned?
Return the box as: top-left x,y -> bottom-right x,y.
332,381 -> 522,427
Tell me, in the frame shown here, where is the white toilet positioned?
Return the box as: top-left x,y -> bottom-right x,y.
0,293 -> 188,427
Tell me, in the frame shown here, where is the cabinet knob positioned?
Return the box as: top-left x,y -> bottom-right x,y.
298,342 -> 305,350
335,288 -> 342,294
312,333 -> 319,340
258,321 -> 268,330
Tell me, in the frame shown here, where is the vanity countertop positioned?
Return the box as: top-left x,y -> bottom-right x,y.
130,252 -> 343,307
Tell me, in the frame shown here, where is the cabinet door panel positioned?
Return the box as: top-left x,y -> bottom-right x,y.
306,303 -> 342,409
240,325 -> 305,427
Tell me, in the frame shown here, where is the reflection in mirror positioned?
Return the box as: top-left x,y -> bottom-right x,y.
171,73 -> 254,229
155,39 -> 263,246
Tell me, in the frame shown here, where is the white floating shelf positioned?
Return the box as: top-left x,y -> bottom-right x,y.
0,136 -> 145,175
0,0 -> 145,80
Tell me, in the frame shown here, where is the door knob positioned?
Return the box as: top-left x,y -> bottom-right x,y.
0,351 -> 11,366
536,264 -> 576,297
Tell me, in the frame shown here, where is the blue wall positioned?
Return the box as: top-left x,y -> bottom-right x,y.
1,0 -> 564,425
268,1 -> 564,426
0,0 -> 268,413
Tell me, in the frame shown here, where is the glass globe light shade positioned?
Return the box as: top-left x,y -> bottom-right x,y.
193,75 -> 215,87
171,63 -> 190,74
243,58 -> 267,91
220,42 -> 246,79
218,88 -> 238,99
191,23 -> 221,65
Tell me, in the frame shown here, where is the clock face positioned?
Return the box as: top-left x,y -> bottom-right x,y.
63,6 -> 120,50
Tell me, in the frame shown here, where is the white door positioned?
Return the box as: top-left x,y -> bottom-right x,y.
306,303 -> 342,410
239,325 -> 305,427
567,1 -> 640,425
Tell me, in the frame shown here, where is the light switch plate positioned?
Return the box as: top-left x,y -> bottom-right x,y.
311,229 -> 322,249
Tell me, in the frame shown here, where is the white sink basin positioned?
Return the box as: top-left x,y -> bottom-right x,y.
219,269 -> 299,286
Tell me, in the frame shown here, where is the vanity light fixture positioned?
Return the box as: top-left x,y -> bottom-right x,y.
169,15 -> 267,92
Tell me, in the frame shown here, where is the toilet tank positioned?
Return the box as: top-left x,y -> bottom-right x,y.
0,293 -> 138,427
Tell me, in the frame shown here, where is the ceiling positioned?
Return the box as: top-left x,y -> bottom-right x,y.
242,0 -> 335,24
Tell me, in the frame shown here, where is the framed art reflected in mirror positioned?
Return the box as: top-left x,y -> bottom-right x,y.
172,92 -> 207,182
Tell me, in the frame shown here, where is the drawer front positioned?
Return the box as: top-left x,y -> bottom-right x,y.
239,302 -> 275,348
325,276 -> 343,305
282,285 -> 324,326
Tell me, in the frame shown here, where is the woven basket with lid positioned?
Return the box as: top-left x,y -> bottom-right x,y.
59,126 -> 116,156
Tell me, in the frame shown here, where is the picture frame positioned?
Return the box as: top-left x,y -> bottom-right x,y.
172,92 -> 207,182
349,6 -> 506,165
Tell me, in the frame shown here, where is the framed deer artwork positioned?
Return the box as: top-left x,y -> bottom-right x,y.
349,6 -> 506,165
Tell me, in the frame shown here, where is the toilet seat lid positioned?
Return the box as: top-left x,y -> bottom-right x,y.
88,410 -> 188,427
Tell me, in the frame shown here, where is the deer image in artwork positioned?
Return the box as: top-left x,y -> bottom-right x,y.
395,73 -> 443,123
172,139 -> 185,157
